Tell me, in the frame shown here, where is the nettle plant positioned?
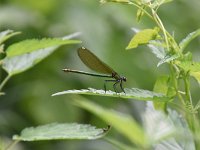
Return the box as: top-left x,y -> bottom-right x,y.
0,0 -> 200,150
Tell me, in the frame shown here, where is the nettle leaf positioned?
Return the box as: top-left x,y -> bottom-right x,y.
177,61 -> 200,84
2,35 -> 81,76
157,54 -> 179,67
74,98 -> 148,147
153,109 -> 195,150
13,123 -> 109,141
52,88 -> 171,102
0,30 -> 21,44
179,28 -> 200,52
143,103 -> 195,149
126,27 -> 160,49
147,41 -> 165,59
6,38 -> 80,57
144,103 -> 176,144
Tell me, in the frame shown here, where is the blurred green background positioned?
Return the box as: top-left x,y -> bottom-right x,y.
0,0 -> 200,149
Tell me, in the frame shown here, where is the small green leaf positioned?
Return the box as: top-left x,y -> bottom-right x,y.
176,61 -> 200,84
6,38 -> 81,57
157,54 -> 179,67
52,88 -> 171,102
179,28 -> 200,52
74,98 -> 148,147
147,41 -> 166,59
126,27 -> 160,49
13,123 -> 109,141
0,30 -> 21,44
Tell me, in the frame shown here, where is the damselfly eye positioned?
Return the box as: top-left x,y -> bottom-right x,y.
122,77 -> 126,82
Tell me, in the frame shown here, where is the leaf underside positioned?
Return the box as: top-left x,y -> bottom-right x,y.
52,88 -> 171,102
13,123 -> 109,141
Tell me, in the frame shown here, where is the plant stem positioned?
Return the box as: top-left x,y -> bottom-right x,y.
151,9 -> 170,52
169,63 -> 185,105
184,72 -> 192,104
0,75 -> 11,92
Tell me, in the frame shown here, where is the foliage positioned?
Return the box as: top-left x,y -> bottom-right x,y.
0,0 -> 200,150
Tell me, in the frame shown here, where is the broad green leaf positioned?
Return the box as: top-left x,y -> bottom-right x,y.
13,123 -> 109,141
6,38 -> 81,57
143,104 -> 176,144
176,61 -> 200,84
153,109 -> 195,150
2,34 -> 81,76
2,46 -> 56,75
52,88 -> 171,102
179,28 -> 200,52
126,27 -> 160,49
0,30 -> 21,44
74,98 -> 148,147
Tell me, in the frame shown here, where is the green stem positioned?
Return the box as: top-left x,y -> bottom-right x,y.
151,9 -> 170,52
184,72 -> 192,104
0,75 -> 11,92
170,63 -> 185,105
5,140 -> 20,150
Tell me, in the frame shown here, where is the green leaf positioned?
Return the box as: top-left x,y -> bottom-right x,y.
176,61 -> 200,84
74,98 -> 148,147
0,30 -> 21,44
2,46 -> 56,75
6,38 -> 81,57
157,54 -> 179,67
2,35 -> 81,76
153,109 -> 195,150
126,27 -> 160,49
143,105 -> 177,145
52,88 -> 171,102
147,41 -> 166,59
13,123 -> 109,141
153,76 -> 169,111
179,28 -> 200,52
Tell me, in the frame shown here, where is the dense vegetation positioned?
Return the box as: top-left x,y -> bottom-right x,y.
0,0 -> 200,150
